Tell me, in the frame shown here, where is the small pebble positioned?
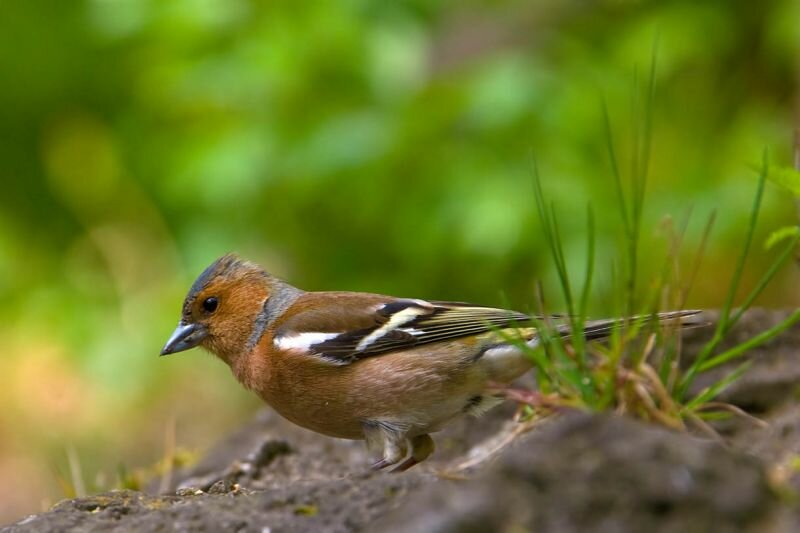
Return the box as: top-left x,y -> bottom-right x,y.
175,487 -> 204,497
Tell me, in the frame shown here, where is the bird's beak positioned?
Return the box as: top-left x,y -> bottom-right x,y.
160,322 -> 208,356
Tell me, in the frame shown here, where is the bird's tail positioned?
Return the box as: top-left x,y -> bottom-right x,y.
554,309 -> 705,341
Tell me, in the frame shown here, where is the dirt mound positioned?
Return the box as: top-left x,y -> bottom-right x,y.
5,309 -> 800,533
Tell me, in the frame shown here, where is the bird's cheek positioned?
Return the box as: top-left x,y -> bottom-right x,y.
200,334 -> 222,356
200,328 -> 221,349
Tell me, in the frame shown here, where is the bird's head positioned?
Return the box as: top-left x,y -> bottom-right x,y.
160,253 -> 274,363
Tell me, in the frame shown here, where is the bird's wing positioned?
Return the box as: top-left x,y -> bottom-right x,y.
272,292 -> 531,365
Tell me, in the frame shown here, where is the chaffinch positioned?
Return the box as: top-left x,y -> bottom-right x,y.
161,254 -> 698,471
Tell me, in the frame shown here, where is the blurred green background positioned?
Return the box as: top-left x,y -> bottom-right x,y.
1,0 -> 798,522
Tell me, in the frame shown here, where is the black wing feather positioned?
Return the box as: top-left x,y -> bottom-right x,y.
309,300 -> 531,363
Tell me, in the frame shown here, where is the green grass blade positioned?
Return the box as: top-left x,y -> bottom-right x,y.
531,159 -> 575,318
684,361 -> 752,412
677,152 -> 768,397
549,204 -> 575,315
572,205 -> 596,375
716,151 -> 768,329
698,309 -> 800,372
727,234 -> 800,326
603,99 -> 630,237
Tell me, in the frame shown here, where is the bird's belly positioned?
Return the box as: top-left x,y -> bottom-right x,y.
259,347 -> 498,440
269,386 -> 380,440
259,383 -> 478,441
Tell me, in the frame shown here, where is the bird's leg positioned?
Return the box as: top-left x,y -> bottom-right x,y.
364,421 -> 408,471
392,434 -> 435,472
371,440 -> 407,470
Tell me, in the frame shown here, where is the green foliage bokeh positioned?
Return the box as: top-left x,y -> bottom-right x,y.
0,0 -> 797,521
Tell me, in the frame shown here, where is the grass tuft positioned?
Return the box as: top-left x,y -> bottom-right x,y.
509,66 -> 800,433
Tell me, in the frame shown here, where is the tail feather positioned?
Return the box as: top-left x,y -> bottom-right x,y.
555,310 -> 705,341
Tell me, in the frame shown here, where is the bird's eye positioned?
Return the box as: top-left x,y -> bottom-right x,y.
202,297 -> 219,313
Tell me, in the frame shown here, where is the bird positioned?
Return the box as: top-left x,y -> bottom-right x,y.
161,253 -> 700,471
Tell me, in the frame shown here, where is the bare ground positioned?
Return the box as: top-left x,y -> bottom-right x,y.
5,309 -> 800,533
